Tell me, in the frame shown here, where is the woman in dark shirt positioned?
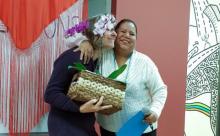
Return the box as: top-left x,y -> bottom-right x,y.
44,14 -> 117,136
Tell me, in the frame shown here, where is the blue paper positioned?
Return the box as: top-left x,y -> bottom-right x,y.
116,111 -> 149,136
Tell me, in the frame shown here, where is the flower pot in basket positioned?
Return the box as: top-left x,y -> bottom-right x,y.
67,70 -> 126,115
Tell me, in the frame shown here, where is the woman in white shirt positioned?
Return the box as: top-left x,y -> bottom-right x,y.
71,19 -> 167,136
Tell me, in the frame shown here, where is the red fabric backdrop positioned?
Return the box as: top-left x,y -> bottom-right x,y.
0,0 -> 78,49
0,0 -> 88,135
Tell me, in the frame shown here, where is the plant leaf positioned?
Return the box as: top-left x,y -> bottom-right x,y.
68,66 -> 74,69
75,63 -> 87,70
68,62 -> 87,71
108,64 -> 127,79
95,69 -> 101,75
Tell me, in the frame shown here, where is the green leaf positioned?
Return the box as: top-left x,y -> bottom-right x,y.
108,64 -> 127,79
75,63 -> 87,70
95,69 -> 101,75
68,62 -> 87,71
68,66 -> 74,69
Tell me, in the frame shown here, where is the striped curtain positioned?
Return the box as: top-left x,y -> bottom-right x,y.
0,0 -> 87,135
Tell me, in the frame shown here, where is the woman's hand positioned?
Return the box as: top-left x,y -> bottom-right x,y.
79,96 -> 112,113
143,111 -> 158,124
73,40 -> 94,64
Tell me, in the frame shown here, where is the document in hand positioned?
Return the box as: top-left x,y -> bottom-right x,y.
116,111 -> 149,136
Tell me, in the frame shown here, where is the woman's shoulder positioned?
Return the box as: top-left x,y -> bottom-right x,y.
61,46 -> 80,57
135,51 -> 151,61
54,47 -> 82,65
134,51 -> 157,67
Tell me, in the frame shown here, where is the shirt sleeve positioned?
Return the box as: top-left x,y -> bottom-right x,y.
145,59 -> 168,118
44,52 -> 81,113
65,33 -> 88,48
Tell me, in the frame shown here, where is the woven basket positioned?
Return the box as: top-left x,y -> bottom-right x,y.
67,70 -> 126,114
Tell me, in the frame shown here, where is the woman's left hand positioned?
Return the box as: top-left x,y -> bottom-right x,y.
73,40 -> 93,64
143,111 -> 158,124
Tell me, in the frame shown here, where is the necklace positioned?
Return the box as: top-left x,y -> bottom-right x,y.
113,51 -> 133,83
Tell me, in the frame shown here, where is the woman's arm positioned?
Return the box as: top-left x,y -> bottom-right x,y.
74,40 -> 94,64
44,52 -> 81,112
65,33 -> 94,64
148,66 -> 167,119
144,59 -> 168,124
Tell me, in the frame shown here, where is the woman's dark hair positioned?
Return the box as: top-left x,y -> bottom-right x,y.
115,19 -> 137,36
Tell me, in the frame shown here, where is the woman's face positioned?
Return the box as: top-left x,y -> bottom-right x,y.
101,29 -> 117,49
115,22 -> 137,53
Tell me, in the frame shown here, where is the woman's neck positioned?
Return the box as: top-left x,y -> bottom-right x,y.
114,49 -> 132,67
92,48 -> 102,61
